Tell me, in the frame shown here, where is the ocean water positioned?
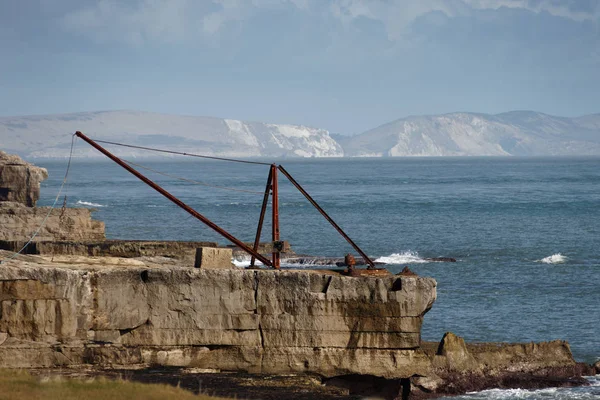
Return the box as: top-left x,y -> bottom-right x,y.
36,154 -> 600,399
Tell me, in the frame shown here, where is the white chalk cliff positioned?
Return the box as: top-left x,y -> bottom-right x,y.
338,111 -> 600,156
1,110 -> 599,158
0,111 -> 343,159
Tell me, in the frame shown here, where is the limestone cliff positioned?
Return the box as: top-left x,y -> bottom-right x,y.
0,253 -> 436,379
0,150 -> 105,244
0,202 -> 105,243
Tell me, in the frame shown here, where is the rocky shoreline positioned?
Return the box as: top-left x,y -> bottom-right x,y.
1,249 -> 596,400
20,342 -> 600,400
1,150 -> 598,400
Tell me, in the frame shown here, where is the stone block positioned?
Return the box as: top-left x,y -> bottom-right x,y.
145,269 -> 257,320
92,270 -> 150,331
194,247 -> 234,269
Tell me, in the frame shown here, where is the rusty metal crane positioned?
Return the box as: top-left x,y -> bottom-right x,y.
75,131 -> 376,271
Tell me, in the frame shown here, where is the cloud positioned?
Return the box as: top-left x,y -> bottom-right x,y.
61,0 -> 200,46
327,0 -> 600,41
58,0 -> 599,46
60,0 -> 309,45
464,0 -> 600,22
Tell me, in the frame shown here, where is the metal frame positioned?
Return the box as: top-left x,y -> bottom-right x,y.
75,131 -> 375,270
75,131 -> 273,267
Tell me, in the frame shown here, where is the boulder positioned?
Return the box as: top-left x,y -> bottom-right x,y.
0,151 -> 48,207
194,247 -> 234,269
434,331 -> 481,373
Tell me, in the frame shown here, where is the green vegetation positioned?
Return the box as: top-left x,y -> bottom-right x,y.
0,370 -> 225,400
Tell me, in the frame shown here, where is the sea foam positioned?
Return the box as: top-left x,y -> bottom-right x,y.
537,253 -> 568,264
232,256 -> 265,268
375,251 -> 428,265
76,200 -> 105,207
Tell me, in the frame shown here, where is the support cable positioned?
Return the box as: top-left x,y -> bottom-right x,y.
74,131 -> 274,267
93,139 -> 272,166
0,134 -> 77,265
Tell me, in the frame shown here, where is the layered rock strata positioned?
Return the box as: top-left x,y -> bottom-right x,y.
409,332 -> 595,398
0,150 -> 106,244
0,202 -> 105,243
0,239 -> 216,263
0,253 -> 436,379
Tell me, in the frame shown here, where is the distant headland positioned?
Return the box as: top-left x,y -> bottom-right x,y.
2,110 -> 600,159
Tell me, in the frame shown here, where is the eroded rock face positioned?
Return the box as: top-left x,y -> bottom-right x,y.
0,151 -> 105,243
0,255 -> 436,379
0,151 -> 48,206
411,333 -> 593,398
0,202 -> 105,242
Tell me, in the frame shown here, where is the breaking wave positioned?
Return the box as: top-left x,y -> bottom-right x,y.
76,200 -> 105,207
537,253 -> 568,264
374,251 -> 429,265
232,256 -> 263,268
456,375 -> 600,398
232,256 -> 311,269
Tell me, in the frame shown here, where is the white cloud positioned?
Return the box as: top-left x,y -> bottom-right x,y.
327,0 -> 599,41
464,0 -> 599,22
59,0 -> 599,46
60,0 -> 309,45
61,0 -> 198,45
330,0 -> 374,23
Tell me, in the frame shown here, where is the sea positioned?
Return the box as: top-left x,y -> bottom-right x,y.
36,154 -> 600,399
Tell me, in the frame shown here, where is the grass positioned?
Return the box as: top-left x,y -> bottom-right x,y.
0,370 -> 226,400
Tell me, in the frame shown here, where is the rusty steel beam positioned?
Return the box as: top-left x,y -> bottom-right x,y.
250,167 -> 273,268
277,165 -> 375,269
74,131 -> 274,268
271,164 -> 281,269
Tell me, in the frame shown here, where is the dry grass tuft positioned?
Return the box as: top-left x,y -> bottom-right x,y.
0,369 -> 226,400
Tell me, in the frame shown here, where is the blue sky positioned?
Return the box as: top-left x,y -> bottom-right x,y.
1,0 -> 599,134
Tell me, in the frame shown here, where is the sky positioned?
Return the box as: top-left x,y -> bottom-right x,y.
1,0 -> 599,134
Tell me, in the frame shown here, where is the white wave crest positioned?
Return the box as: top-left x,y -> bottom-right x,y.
76,200 -> 105,207
232,256 -> 263,268
537,253 -> 567,264
463,387 -> 559,399
461,380 -> 600,399
375,251 -> 428,265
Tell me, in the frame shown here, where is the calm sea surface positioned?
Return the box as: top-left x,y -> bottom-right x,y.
37,155 -> 600,399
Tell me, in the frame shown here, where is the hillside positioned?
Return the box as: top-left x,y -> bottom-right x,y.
0,111 -> 343,159
339,111 -> 600,156
1,110 -> 599,158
